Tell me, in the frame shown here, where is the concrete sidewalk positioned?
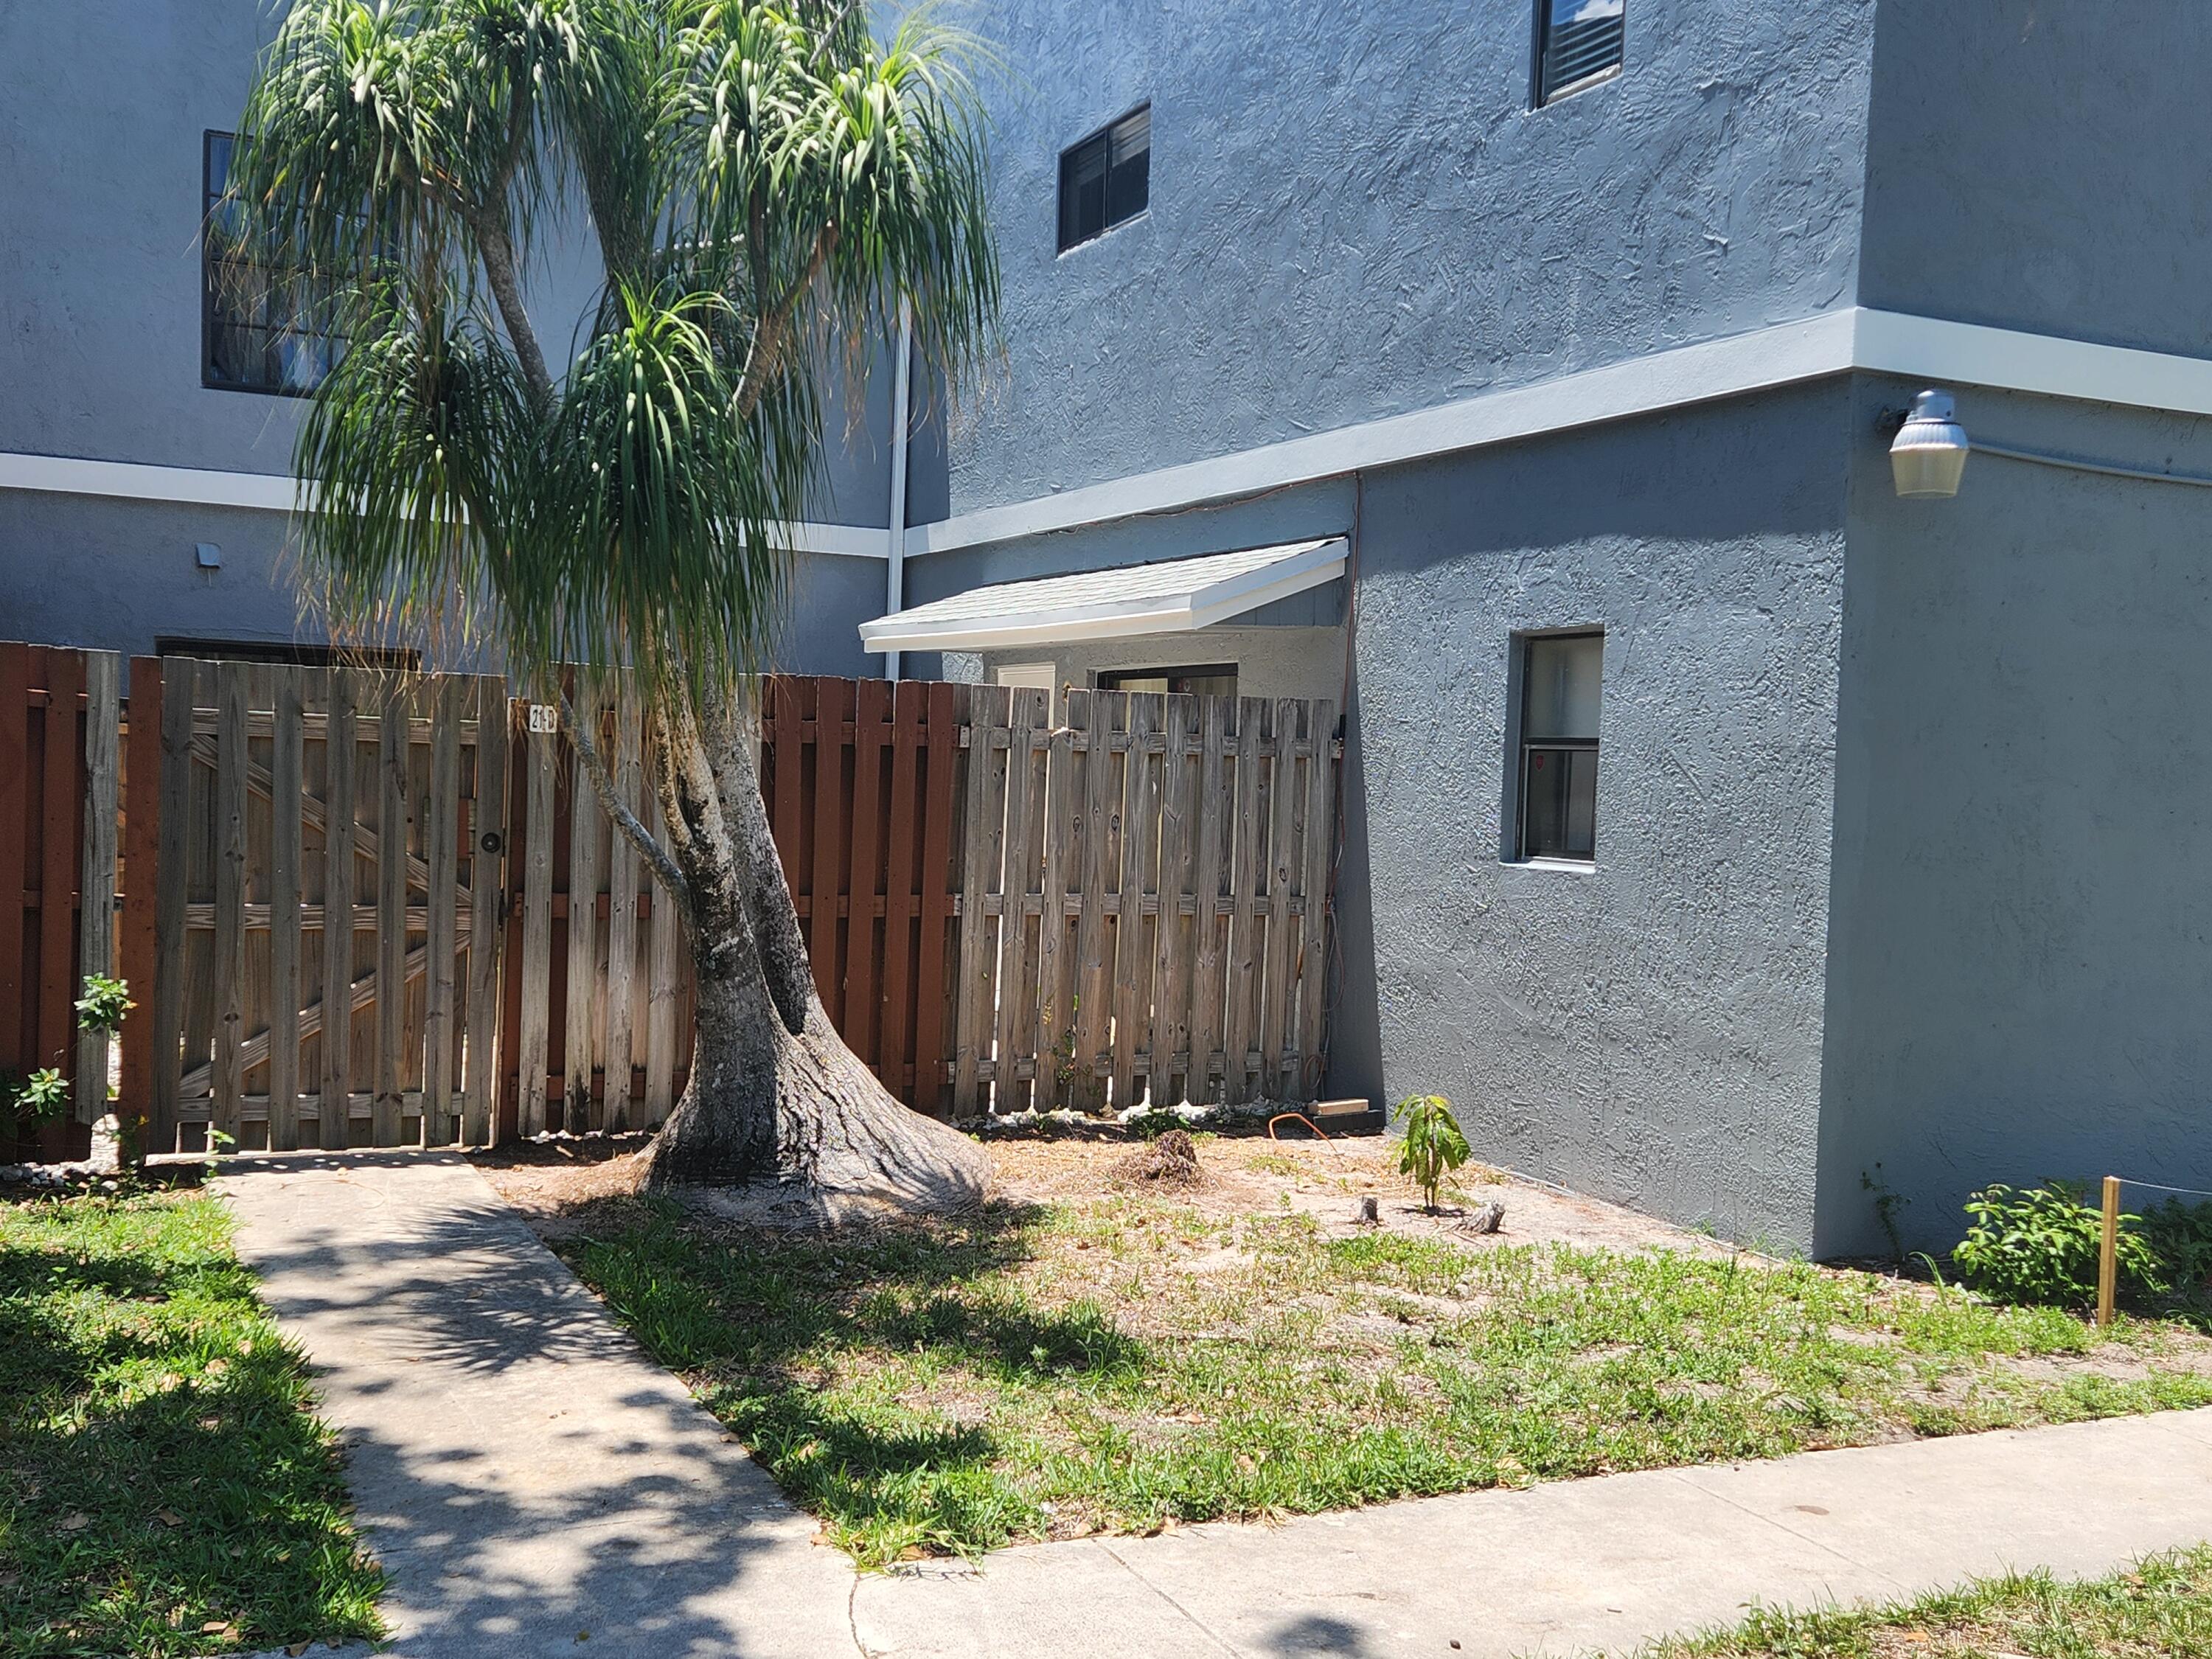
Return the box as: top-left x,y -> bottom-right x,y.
216,1151 -> 857,1659
855,1405 -> 2212,1655
219,1151 -> 2212,1659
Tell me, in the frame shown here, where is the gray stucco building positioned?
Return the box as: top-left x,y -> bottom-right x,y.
874,0 -> 2212,1256
0,0 -> 897,672
7,1 -> 2212,1256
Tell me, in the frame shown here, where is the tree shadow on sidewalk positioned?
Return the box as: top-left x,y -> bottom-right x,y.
214,1151 -> 863,1655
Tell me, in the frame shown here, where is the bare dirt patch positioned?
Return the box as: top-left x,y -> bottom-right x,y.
470,1134 -> 652,1234
986,1131 -> 1736,1259
472,1127 -> 1723,1259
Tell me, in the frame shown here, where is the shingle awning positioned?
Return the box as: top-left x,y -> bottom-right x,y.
859,537 -> 1347,654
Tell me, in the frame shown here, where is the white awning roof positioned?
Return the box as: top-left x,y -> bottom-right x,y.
859,537 -> 1347,654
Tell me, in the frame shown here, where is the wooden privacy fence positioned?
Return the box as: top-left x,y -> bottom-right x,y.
944,685 -> 1340,1118
0,644 -> 119,1163
524,677 -> 1340,1125
6,648 -> 1343,1159
497,675 -> 970,1134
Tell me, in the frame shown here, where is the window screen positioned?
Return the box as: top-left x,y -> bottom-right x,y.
1058,105 -> 1150,252
1516,632 -> 1602,861
1536,0 -> 1625,105
203,131 -> 346,395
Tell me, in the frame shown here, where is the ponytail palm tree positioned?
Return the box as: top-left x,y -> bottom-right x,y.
228,0 -> 998,1215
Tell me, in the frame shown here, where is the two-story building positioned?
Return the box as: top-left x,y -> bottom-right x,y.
0,0 -> 897,672
8,1 -> 2212,1256
863,0 -> 2212,1256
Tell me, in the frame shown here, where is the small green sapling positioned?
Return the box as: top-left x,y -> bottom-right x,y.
74,973 -> 133,1034
1394,1093 -> 1472,1212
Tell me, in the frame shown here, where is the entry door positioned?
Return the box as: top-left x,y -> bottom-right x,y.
995,661 -> 1059,722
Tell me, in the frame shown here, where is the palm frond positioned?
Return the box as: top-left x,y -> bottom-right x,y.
232,0 -> 1002,710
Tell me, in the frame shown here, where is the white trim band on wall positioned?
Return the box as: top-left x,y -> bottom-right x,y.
17,307 -> 2212,568
907,307 -> 2212,557
0,451 -> 894,561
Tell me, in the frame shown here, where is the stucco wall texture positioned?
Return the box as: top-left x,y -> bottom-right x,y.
945,0 -> 1872,515
1860,3 -> 2212,360
1347,383 -> 1849,1249
1816,379 -> 2212,1257
0,482 -> 886,675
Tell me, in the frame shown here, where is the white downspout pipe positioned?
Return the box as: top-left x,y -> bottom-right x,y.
884,298 -> 914,682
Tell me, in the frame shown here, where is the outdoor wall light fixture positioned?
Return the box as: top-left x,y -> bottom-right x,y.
1888,388 -> 1970,498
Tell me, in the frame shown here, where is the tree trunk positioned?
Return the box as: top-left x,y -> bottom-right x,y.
640,683 -> 990,1225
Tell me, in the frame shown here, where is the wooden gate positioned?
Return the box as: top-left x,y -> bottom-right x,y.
138,658 -> 507,1153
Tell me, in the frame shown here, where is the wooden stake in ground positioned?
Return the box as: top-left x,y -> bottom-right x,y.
2098,1175 -> 2121,1329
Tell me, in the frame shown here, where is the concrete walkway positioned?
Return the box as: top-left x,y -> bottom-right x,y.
216,1151 -> 858,1659
219,1152 -> 2212,1659
855,1408 -> 2212,1656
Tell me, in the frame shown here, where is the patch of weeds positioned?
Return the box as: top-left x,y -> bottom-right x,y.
1860,1164 -> 1907,1259
557,1194 -> 2212,1569
0,1189 -> 383,1657
1653,1543 -> 2212,1658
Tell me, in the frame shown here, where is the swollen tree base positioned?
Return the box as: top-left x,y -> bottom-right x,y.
640,987 -> 992,1230
629,686 -> 989,1229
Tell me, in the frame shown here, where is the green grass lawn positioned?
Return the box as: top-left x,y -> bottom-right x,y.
1655,1543 -> 2212,1657
549,1166 -> 2212,1568
0,1188 -> 383,1658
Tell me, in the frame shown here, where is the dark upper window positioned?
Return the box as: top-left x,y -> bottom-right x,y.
1535,0 -> 1625,105
203,131 -> 346,396
1058,105 -> 1150,252
1514,632 -> 1602,862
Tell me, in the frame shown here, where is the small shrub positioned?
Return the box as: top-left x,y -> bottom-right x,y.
1392,1094 -> 1471,1212
11,1066 -> 69,1122
73,973 -> 133,1034
2139,1197 -> 2212,1296
1952,1182 -> 2160,1307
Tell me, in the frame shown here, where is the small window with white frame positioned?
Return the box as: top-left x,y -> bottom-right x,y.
1514,630 -> 1602,862
1058,105 -> 1150,252
1534,0 -> 1624,105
